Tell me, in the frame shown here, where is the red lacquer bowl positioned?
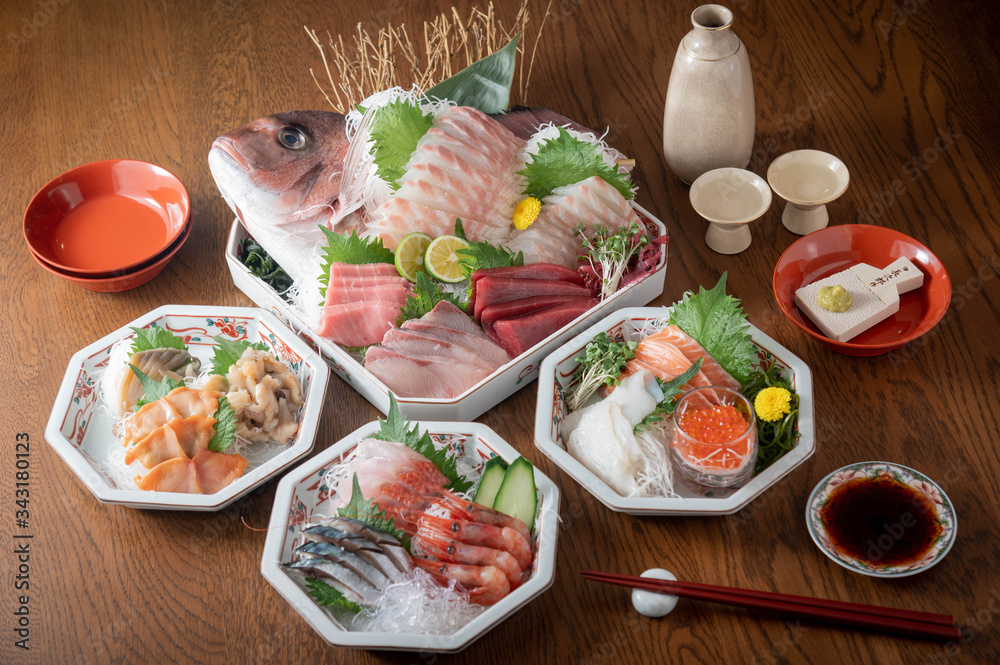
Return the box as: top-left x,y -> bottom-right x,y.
27,216 -> 192,292
23,159 -> 190,274
773,224 -> 951,356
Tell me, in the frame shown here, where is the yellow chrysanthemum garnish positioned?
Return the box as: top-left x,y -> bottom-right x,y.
513,197 -> 541,230
754,386 -> 792,422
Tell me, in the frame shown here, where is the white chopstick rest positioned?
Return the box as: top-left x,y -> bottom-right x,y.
632,568 -> 679,618
794,258 -> 924,342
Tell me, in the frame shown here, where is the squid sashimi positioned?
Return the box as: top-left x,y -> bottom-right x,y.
124,415 -> 217,468
123,388 -> 221,445
507,176 -> 639,268
566,370 -> 662,496
136,448 -> 248,493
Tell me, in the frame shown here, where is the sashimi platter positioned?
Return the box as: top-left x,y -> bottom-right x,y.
213,28 -> 666,421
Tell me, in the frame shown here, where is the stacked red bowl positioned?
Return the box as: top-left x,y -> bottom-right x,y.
23,160 -> 191,292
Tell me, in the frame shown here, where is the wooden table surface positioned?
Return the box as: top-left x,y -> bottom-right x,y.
3,0 -> 999,663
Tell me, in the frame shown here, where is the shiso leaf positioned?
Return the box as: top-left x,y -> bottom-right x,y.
373,394 -> 474,493
424,32 -> 521,114
634,358 -> 704,432
368,99 -> 434,188
209,336 -> 269,376
395,271 -> 464,326
667,273 -> 755,385
304,578 -> 362,613
129,364 -> 184,410
518,127 -> 635,201
129,326 -> 187,355
337,473 -> 411,549
206,396 -> 237,453
318,227 -> 395,300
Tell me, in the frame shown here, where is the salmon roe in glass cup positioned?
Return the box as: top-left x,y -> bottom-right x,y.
670,386 -> 758,488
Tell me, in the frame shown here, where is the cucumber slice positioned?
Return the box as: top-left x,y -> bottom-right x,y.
491,457 -> 538,533
473,457 -> 508,507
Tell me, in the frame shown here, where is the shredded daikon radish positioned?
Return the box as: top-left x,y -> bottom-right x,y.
353,569 -> 483,634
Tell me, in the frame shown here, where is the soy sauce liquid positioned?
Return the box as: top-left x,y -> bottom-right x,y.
821,476 -> 942,566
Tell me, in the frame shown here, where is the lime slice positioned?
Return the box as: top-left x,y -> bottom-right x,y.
394,232 -> 432,282
425,235 -> 470,283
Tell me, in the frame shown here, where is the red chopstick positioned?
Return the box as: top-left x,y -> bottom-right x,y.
581,571 -> 960,643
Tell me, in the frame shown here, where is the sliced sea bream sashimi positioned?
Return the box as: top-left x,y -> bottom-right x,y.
506,176 -> 640,269
365,106 -> 525,249
365,301 -> 509,398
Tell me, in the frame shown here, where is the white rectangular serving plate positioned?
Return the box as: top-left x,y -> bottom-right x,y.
534,307 -> 815,516
225,204 -> 667,421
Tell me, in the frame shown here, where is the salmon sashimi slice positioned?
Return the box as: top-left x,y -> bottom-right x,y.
136,449 -> 248,494
648,326 -> 740,390
618,340 -> 718,405
123,388 -> 221,445
124,415 -> 218,468
316,300 -> 403,347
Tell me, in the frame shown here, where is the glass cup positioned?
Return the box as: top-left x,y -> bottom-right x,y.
670,386 -> 758,488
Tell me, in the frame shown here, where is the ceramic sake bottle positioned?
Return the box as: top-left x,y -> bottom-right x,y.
662,4 -> 755,185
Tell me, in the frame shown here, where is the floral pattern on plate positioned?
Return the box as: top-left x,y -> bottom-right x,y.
806,461 -> 957,578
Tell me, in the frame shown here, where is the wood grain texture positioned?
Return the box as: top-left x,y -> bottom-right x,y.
1,0 -> 999,663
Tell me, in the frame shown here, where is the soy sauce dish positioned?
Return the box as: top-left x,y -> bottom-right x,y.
806,462 -> 956,578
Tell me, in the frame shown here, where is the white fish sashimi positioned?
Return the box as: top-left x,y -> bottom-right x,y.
507,176 -> 639,268
366,106 -> 525,249
567,400 -> 644,497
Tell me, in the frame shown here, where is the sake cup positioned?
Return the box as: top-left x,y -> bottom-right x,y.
689,167 -> 772,254
767,150 -> 849,235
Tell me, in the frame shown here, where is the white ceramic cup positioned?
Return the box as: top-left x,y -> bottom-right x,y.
767,150 -> 850,235
689,167 -> 772,254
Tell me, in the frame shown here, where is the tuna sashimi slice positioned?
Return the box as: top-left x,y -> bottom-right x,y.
646,326 -> 740,390
316,300 -> 403,347
473,277 -> 593,321
328,262 -> 400,280
480,295 -> 597,339
491,299 -> 599,357
391,323 -> 509,367
469,263 -> 588,315
325,284 -> 411,307
365,352 -> 493,398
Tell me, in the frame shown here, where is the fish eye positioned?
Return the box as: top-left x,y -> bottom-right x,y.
277,126 -> 307,150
